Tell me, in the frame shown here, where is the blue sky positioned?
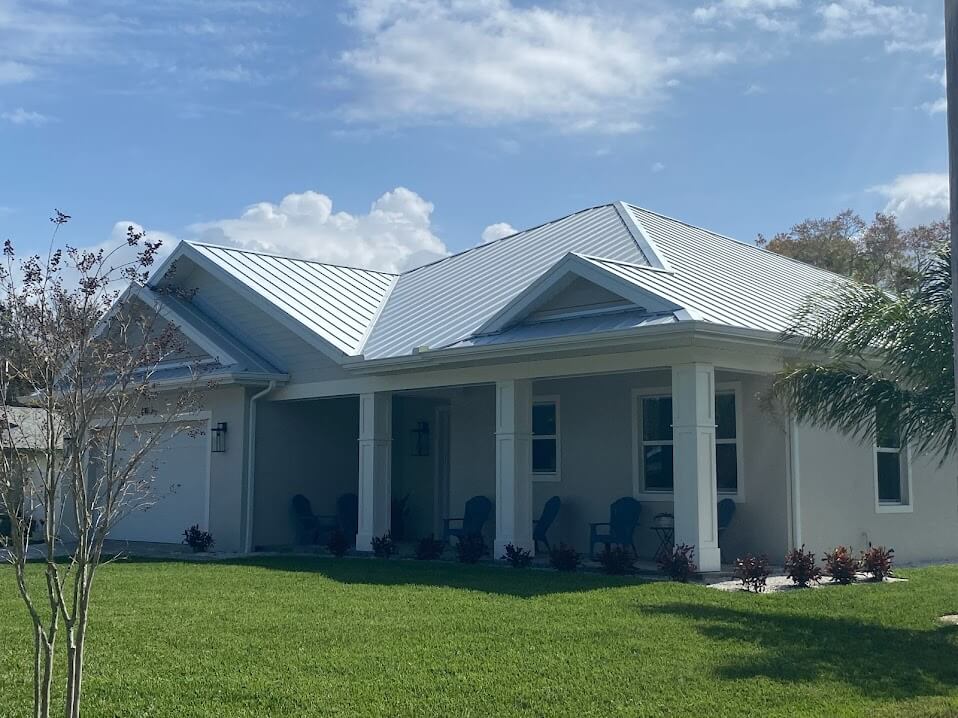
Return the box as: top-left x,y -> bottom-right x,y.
0,0 -> 950,272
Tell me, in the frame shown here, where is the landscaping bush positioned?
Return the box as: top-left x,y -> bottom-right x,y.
658,543 -> 697,582
371,532 -> 396,559
733,553 -> 770,593
414,535 -> 445,560
182,525 -> 215,553
501,543 -> 533,568
596,545 -> 635,575
327,529 -> 351,558
823,545 -> 858,584
549,543 -> 582,572
455,533 -> 487,564
783,545 -> 821,588
860,544 -> 895,581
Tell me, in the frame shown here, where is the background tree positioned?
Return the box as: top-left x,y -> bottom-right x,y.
0,213 -> 200,718
770,245 -> 954,459
757,210 -> 948,293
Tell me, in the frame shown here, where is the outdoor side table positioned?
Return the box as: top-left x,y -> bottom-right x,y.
651,513 -> 674,562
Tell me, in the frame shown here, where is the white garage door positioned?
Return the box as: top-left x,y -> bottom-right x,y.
110,421 -> 209,544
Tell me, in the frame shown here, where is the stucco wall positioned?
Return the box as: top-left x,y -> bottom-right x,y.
252,396 -> 359,548
391,397 -> 444,541
797,422 -> 958,564
202,385 -> 250,552
448,386 -> 497,545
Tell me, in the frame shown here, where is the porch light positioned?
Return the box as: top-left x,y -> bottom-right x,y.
411,420 -> 430,457
211,422 -> 227,453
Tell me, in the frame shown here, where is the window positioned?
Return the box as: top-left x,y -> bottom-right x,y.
634,387 -> 741,497
532,397 -> 559,480
875,407 -> 911,511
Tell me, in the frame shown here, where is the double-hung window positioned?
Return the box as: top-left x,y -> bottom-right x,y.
875,407 -> 911,512
532,397 -> 560,480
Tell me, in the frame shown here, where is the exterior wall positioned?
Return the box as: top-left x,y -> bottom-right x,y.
391,397 -> 444,541
252,396 -> 358,547
797,423 -> 958,564
448,386 -> 496,545
202,385 -> 250,552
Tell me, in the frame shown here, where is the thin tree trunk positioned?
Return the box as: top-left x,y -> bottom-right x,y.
38,638 -> 55,718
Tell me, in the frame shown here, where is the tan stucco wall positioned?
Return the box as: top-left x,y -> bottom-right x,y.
252,396 -> 359,548
797,422 -> 958,564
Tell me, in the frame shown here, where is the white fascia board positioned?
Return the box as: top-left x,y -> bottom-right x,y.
613,201 -> 672,272
167,243 -> 348,364
475,252 -> 685,336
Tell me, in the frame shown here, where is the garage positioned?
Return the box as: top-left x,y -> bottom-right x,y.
110,420 -> 210,544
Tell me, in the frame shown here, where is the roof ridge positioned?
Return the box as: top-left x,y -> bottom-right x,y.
185,240 -> 399,276
575,252 -> 674,274
624,203 -> 851,283
398,202 -> 618,276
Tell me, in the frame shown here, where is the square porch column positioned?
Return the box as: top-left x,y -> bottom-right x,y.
356,392 -> 392,552
672,363 -> 722,572
494,379 -> 535,557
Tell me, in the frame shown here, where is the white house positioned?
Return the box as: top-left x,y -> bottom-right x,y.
111,201 -> 958,570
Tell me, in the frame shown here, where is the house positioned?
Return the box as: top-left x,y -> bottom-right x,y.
112,201 -> 958,570
0,406 -> 51,539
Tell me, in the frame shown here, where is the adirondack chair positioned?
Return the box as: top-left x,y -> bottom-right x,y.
533,496 -> 561,552
443,495 -> 492,544
290,494 -> 322,545
589,497 -> 642,558
717,498 -> 736,544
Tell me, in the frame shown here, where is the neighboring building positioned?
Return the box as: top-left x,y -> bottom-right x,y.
109,202 -> 957,569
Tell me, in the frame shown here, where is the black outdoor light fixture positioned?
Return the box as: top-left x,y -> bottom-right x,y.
211,422 -> 228,453
411,420 -> 430,457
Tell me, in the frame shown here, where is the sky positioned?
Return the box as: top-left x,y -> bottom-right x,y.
0,0 -> 951,273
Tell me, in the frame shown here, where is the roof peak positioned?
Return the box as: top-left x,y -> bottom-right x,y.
184,240 -> 399,276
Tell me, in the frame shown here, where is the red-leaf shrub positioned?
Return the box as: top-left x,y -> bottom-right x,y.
733,553 -> 770,593
658,543 -> 698,582
784,545 -> 821,587
597,545 -> 635,575
414,535 -> 445,560
501,543 -> 533,568
823,546 -> 859,584
860,544 -> 895,581
549,543 -> 582,572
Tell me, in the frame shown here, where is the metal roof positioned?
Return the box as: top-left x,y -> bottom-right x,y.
361,204 -> 652,359
185,242 -> 397,356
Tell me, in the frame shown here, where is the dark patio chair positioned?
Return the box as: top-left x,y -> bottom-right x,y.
290,494 -> 321,545
336,493 -> 359,542
443,495 -> 492,544
717,498 -> 736,544
589,497 -> 642,558
533,496 -> 561,552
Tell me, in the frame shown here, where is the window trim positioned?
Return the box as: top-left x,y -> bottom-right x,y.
631,382 -> 746,503
531,395 -> 560,482
873,412 -> 913,514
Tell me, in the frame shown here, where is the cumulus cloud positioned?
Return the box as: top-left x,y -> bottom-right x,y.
188,188 -> 450,272
480,222 -> 517,244
693,0 -> 799,32
870,173 -> 949,227
339,0 -> 733,133
0,60 -> 34,84
816,1 -> 925,44
650,161 -> 666,173
1,107 -> 53,126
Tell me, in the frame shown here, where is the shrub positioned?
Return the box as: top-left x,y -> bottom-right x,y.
182,525 -> 215,553
414,535 -> 445,560
784,545 -> 821,588
822,545 -> 859,584
597,545 -> 635,575
371,532 -> 396,559
733,553 -> 770,593
326,529 -> 351,558
501,543 -> 533,568
860,544 -> 895,581
455,533 -> 487,564
658,543 -> 698,582
549,543 -> 582,572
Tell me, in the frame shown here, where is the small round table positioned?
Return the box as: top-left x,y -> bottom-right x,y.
651,514 -> 674,562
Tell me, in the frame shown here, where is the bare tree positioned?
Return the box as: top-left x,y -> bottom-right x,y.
0,212 -> 201,718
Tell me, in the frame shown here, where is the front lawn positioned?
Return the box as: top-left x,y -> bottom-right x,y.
2,558 -> 958,717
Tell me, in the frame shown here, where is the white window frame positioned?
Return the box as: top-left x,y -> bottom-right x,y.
873,410 -> 913,514
631,383 -> 745,502
531,395 -> 560,482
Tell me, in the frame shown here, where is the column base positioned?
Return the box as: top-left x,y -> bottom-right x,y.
697,546 -> 722,573
494,538 -> 535,558
355,533 -> 375,553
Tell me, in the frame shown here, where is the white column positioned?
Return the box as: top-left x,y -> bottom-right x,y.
672,363 -> 722,572
494,379 -> 534,557
356,392 -> 392,552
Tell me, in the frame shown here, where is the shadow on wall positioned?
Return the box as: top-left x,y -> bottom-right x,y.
646,602 -> 958,701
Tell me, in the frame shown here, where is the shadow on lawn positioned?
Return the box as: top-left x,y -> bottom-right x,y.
650,602 -> 958,701
212,555 -> 644,598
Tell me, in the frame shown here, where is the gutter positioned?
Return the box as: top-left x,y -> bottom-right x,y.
243,380 -> 277,553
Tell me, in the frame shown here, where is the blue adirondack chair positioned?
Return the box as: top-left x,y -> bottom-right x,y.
443,495 -> 492,544
533,496 -> 561,552
589,497 -> 642,558
291,494 -> 322,545
717,498 -> 736,544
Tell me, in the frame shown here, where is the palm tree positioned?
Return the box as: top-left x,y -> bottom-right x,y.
771,246 -> 955,458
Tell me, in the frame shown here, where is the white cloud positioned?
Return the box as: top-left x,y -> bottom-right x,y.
816,1 -> 925,44
188,188 -> 450,272
480,222 -> 517,243
0,60 -> 33,84
650,161 -> 666,173
869,173 -> 949,227
1,107 -> 53,126
339,0 -> 733,133
920,97 -> 947,115
693,0 -> 799,32
744,82 -> 766,95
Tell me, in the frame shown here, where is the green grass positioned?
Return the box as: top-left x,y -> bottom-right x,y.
2,558 -> 958,717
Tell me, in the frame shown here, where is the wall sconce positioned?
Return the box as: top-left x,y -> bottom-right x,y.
211,422 -> 227,453
411,420 -> 430,457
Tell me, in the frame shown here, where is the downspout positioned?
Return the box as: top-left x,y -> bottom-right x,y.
244,381 -> 276,553
786,415 -> 802,549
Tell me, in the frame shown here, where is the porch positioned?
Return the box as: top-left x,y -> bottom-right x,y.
251,364 -> 791,571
